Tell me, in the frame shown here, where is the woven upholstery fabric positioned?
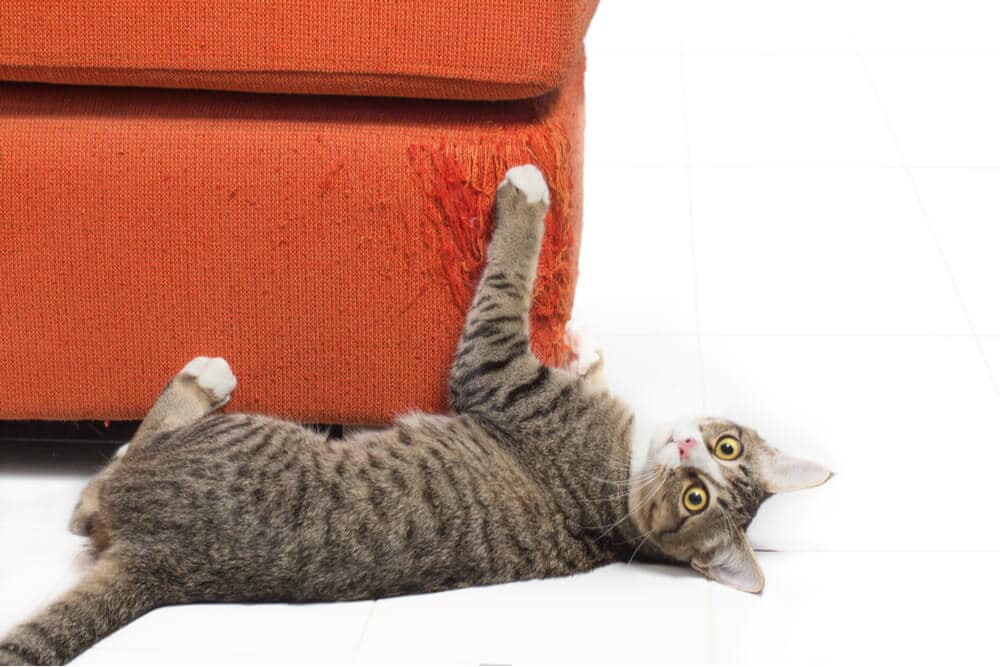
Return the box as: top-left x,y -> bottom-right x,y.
0,64 -> 586,423
0,0 -> 598,100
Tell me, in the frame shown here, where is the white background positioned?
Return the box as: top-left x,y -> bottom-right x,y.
3,0 -> 1000,663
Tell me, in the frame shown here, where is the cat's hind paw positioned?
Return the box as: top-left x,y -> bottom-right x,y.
564,321 -> 605,387
180,356 -> 237,407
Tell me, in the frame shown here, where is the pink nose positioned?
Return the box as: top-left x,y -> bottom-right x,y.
676,438 -> 697,460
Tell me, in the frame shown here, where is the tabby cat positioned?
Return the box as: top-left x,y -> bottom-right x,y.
0,165 -> 830,665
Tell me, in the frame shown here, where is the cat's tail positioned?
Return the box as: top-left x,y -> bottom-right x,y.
0,558 -> 156,665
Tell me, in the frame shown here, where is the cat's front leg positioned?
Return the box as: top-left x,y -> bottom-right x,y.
448,165 -> 553,416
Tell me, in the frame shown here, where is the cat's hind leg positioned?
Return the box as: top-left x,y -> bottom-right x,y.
564,321 -> 607,391
119,356 -> 236,457
69,357 -> 236,539
0,550 -> 159,665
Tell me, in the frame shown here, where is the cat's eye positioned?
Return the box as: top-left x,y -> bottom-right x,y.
714,435 -> 742,461
682,485 -> 709,513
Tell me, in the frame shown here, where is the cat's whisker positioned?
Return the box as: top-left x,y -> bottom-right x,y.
585,467 -> 651,484
592,475 -> 666,541
585,471 -> 660,502
627,527 -> 655,565
585,470 -> 653,487
593,460 -> 640,477
585,476 -> 631,486
585,488 -> 636,503
722,507 -> 740,537
576,476 -> 654,529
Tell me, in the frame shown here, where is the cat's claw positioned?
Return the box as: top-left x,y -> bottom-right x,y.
180,356 -> 237,407
499,164 -> 550,206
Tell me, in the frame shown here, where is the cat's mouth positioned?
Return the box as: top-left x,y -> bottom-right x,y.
655,517 -> 689,539
651,440 -> 683,469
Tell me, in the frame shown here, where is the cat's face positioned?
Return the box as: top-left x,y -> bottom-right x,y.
628,418 -> 830,592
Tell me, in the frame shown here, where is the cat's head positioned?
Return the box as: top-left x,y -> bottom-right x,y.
628,418 -> 830,593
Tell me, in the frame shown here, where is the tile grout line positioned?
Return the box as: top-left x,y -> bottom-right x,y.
691,164 -> 1000,169
677,47 -> 714,663
701,332 -> 992,337
761,548 -> 1000,553
349,600 -> 377,664
571,333 -> 998,338
678,51 -> 708,416
856,50 -> 1000,398
611,165 -> 1000,170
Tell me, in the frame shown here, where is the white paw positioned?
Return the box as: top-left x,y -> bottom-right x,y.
500,164 -> 550,206
180,356 -> 237,406
564,320 -> 602,376
114,442 -> 130,459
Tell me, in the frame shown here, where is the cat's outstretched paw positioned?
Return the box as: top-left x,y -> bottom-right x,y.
498,164 -> 550,206
492,164 -> 549,247
180,356 -> 237,407
564,321 -> 605,388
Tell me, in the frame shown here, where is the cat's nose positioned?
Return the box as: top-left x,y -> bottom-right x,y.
677,438 -> 697,460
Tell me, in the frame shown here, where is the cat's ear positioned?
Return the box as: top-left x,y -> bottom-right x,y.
759,450 -> 832,493
692,532 -> 764,593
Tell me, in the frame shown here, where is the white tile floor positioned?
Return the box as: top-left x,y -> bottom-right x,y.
4,0 -> 1000,663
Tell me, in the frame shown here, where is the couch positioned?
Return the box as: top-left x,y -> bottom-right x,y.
0,0 -> 598,424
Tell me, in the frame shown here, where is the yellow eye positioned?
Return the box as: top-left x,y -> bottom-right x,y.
683,485 -> 709,513
714,435 -> 742,461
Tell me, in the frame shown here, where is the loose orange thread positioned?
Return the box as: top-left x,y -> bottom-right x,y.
407,119 -> 575,367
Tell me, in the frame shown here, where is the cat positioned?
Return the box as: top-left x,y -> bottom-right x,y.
0,165 -> 830,665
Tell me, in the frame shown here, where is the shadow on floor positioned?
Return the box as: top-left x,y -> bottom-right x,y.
0,421 -> 346,476
0,421 -> 135,476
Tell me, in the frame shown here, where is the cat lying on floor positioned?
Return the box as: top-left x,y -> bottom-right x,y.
0,165 -> 830,665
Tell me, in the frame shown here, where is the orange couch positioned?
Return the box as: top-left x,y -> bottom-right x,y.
0,1 -> 597,423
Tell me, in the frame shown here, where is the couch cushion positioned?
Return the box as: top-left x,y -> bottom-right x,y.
0,0 -> 597,100
0,64 -> 585,423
